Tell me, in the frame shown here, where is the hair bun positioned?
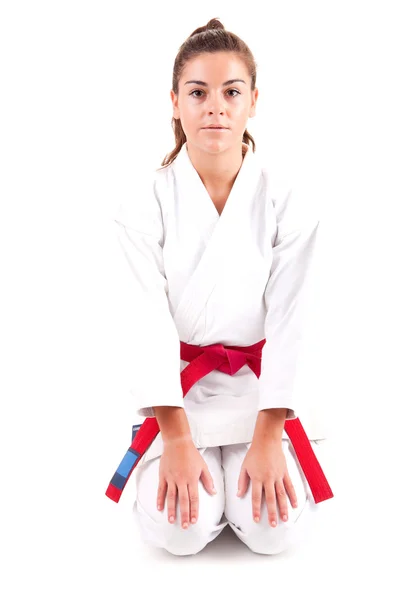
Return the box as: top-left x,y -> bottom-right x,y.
205,18 -> 225,30
189,17 -> 225,38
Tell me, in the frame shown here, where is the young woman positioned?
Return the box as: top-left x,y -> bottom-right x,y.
106,17 -> 333,556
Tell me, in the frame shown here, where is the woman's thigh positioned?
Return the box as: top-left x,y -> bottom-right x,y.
132,445 -> 229,556
221,439 -> 320,555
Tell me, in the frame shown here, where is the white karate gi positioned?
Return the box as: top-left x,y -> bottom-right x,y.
114,141 -> 327,554
132,439 -> 323,556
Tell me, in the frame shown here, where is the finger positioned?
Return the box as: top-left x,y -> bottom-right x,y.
167,481 -> 177,524
188,482 -> 199,524
157,479 -> 167,511
178,483 -> 190,529
200,467 -> 216,495
264,481 -> 278,527
283,472 -> 298,508
275,480 -> 289,522
204,465 -> 217,495
251,479 -> 263,523
237,468 -> 249,497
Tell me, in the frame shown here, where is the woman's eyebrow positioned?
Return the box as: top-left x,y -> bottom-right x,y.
184,79 -> 246,86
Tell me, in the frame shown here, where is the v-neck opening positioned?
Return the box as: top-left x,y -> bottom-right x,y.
170,142 -> 264,342
183,142 -> 251,221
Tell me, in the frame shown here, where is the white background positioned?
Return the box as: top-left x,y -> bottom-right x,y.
1,1 -> 399,598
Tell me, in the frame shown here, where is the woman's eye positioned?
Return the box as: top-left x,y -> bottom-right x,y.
189,89 -> 240,98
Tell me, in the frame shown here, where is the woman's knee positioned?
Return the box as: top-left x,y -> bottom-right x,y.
240,497 -> 315,555
133,454 -> 225,556
243,519 -> 297,555
162,521 -> 215,556
135,499 -> 223,556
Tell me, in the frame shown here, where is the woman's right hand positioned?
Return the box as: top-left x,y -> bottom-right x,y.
156,437 -> 217,529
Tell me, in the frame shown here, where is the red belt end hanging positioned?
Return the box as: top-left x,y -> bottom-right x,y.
105,483 -> 123,503
284,417 -> 334,504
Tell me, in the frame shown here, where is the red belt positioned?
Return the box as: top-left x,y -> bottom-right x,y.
105,339 -> 334,504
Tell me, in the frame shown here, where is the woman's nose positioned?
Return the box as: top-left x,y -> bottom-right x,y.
206,94 -> 225,113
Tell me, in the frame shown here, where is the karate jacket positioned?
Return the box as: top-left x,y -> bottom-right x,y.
114,141 -> 326,465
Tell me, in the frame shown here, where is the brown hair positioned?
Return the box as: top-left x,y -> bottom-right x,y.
159,17 -> 257,169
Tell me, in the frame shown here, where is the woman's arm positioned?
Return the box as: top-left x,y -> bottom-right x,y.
153,406 -> 192,443
113,174 -> 186,419
252,408 -> 287,447
256,181 -> 320,442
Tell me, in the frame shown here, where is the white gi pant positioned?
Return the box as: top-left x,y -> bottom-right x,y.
132,439 -> 321,556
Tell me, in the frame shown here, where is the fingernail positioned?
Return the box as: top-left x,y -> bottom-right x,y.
191,517 -> 196,523
183,522 -> 188,529
254,516 -> 259,522
236,490 -> 240,496
283,515 -> 288,521
212,488 -> 217,494
271,520 -> 276,527
169,516 -> 174,523
157,505 -> 161,510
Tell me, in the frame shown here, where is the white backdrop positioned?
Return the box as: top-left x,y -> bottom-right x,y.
1,1 -> 399,598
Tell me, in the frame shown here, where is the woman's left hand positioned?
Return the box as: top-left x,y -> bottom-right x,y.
237,439 -> 298,527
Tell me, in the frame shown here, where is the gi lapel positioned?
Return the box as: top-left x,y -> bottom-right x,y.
171,141 -> 263,342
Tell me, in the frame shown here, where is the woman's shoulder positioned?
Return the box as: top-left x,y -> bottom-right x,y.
260,158 -> 320,232
113,168 -> 165,235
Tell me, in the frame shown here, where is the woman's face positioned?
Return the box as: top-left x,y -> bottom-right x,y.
171,52 -> 258,155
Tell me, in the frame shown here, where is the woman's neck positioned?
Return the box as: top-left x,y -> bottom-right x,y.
186,142 -> 246,190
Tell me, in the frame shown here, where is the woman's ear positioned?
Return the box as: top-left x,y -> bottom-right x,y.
170,89 -> 180,120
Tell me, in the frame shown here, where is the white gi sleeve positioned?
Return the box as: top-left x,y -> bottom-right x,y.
114,174 -> 185,418
258,182 -> 320,420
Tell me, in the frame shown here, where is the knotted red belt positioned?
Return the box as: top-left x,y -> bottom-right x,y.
105,339 -> 334,504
